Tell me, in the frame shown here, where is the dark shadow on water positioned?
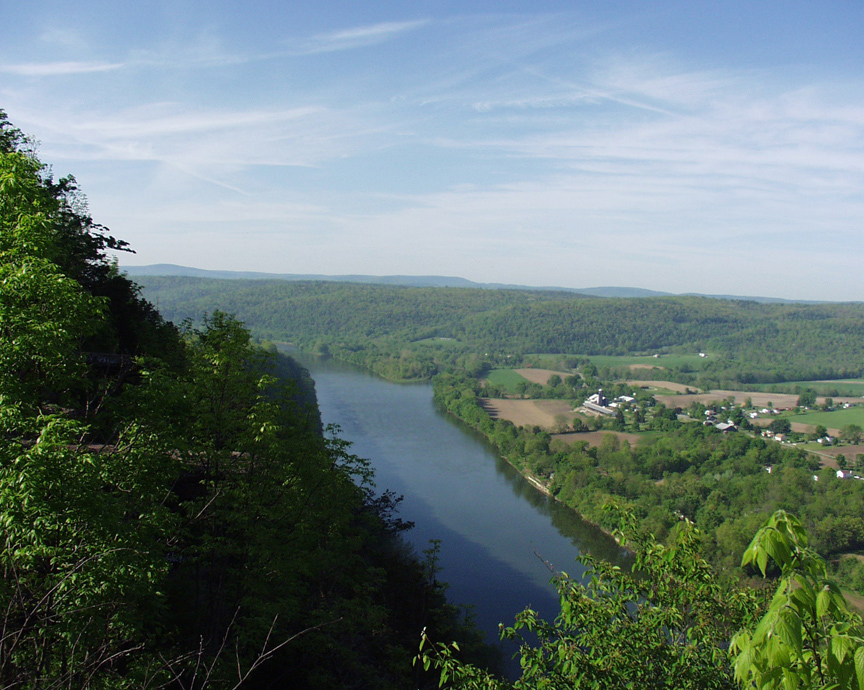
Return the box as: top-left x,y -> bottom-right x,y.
434,407 -> 631,568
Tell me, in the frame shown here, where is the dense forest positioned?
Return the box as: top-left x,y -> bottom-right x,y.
138,276 -> 864,386
7,109 -> 864,689
0,112 -> 496,688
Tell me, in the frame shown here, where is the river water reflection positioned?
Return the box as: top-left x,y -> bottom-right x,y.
288,351 -> 627,666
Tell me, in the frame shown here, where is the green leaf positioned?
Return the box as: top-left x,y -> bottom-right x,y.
776,611 -> 803,657
757,548 -> 769,577
832,635 -> 854,664
817,587 -> 831,619
854,645 -> 864,690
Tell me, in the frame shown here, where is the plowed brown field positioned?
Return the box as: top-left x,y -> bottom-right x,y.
479,398 -> 573,428
514,368 -> 569,385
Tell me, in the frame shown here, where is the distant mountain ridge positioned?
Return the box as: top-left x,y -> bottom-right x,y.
123,263 -> 822,304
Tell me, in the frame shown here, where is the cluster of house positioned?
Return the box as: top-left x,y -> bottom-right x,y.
761,429 -> 838,445
766,466 -> 863,481
583,390 -> 635,416
703,410 -> 737,433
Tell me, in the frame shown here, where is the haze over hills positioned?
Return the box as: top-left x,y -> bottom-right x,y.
123,264 -> 825,304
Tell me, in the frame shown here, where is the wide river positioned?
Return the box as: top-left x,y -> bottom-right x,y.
288,351 -> 626,669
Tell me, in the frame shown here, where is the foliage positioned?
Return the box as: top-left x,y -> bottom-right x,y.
139,275 -> 864,385
0,110 -> 177,688
842,425 -> 863,444
417,514 -> 765,689
0,407 -> 177,688
731,511 -> 864,689
0,112 -> 493,689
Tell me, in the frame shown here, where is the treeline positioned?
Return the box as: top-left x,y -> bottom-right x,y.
138,276 -> 585,342
138,277 -> 864,385
434,373 -> 864,585
0,112 -> 495,688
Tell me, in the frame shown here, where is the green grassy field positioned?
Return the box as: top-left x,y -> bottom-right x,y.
484,368 -> 530,392
790,407 -> 864,429
747,380 -> 864,397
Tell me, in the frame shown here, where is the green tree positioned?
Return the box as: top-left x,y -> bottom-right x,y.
769,417 -> 792,435
811,425 -> 829,441
418,515 -> 763,689
0,120 -> 178,687
0,147 -> 104,406
797,390 -> 818,408
842,424 -> 863,445
0,411 -> 177,688
731,510 -> 864,689
552,413 -> 570,433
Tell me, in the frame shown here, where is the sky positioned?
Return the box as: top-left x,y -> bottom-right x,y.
2,1 -> 863,301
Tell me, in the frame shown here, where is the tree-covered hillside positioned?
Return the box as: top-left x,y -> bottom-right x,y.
0,111 -> 494,689
138,276 -> 864,385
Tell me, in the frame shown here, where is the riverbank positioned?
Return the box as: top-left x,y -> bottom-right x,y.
283,348 -> 630,678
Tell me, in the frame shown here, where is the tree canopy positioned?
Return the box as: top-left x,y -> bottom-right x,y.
0,110 -> 491,689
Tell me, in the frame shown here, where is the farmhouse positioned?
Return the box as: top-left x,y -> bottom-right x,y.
583,390 -> 616,416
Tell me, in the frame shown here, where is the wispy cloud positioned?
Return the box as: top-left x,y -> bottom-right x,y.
291,20 -> 428,54
0,61 -> 125,76
70,105 -> 326,139
16,100 -> 404,199
5,8 -> 864,299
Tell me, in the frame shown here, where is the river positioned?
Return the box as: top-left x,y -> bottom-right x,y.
287,351 -> 627,670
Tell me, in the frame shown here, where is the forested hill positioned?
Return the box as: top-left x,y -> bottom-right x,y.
1,110 -> 496,689
138,276 -> 588,339
125,264 -> 819,302
138,276 -> 864,384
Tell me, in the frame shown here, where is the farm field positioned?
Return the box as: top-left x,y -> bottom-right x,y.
478,397 -> 646,448
792,407 -> 864,429
484,367 -> 572,391
483,368 -> 531,392
656,390 -> 803,409
655,389 -> 861,410
809,444 -> 864,466
745,379 -> 864,397
526,353 -> 713,371
550,430 -> 643,447
513,368 -> 566,385
750,418 -> 822,434
479,398 -> 573,428
626,380 -> 700,394
584,353 -> 715,370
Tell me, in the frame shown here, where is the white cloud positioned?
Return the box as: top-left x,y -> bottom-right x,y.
21,102 -> 384,179
0,61 -> 125,76
5,11 -> 864,299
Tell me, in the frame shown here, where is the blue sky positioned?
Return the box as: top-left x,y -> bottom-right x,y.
2,1 -> 863,300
